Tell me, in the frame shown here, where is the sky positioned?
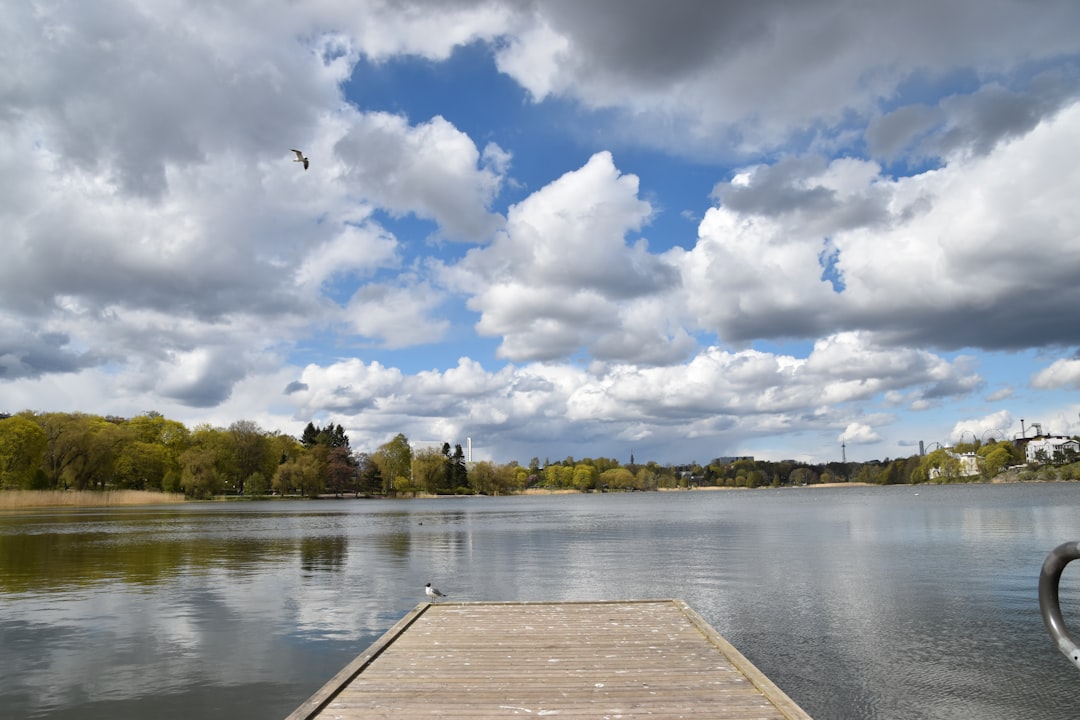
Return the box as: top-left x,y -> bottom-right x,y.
3,0 -> 1080,466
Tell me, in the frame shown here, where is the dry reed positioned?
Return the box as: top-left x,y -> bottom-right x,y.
0,490 -> 185,509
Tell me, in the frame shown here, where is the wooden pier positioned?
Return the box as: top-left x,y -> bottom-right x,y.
287,599 -> 813,719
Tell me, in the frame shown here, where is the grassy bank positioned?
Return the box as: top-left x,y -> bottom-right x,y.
0,490 -> 186,509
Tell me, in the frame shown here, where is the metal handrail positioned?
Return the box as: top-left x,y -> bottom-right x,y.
1039,541 -> 1080,670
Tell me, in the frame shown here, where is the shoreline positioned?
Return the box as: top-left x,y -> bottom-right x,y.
0,476 -> 1064,509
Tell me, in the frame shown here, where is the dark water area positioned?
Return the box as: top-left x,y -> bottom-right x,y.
1,483 -> 1079,719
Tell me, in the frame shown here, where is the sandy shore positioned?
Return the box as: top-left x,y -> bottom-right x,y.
802,482 -> 875,488
520,488 -> 584,495
523,482 -> 879,494
658,482 -> 876,491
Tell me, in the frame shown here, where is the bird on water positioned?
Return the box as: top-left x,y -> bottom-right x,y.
290,149 -> 309,170
425,583 -> 446,601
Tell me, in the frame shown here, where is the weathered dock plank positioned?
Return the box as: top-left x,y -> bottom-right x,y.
287,599 -> 812,720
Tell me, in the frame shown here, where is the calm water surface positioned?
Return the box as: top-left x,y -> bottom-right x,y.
1,483 -> 1079,719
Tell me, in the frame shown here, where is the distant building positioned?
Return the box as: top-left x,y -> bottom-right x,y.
956,452 -> 980,477
928,450 -> 981,480
709,456 -> 755,466
1025,437 -> 1080,465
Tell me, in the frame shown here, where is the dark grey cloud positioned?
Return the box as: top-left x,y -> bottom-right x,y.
161,377 -> 234,408
866,105 -> 942,160
590,327 -> 695,366
714,156 -> 835,215
7,2 -> 332,199
284,381 -> 308,394
717,307 -> 836,346
922,369 -> 985,400
533,0 -> 806,86
866,283 -> 1080,352
318,388 -> 378,415
0,225 -> 304,324
712,155 -> 890,231
489,0 -> 1080,164
869,71 -> 1080,163
158,350 -> 250,408
561,253 -> 681,301
929,79 -> 1080,158
0,331 -> 101,380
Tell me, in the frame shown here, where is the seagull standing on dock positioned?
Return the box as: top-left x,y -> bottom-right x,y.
425,583 -> 446,601
290,149 -> 309,170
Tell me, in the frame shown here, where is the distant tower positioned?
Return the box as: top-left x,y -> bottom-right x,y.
919,440 -> 925,456
630,450 -> 635,466
466,437 -> 472,463
842,441 -> 846,463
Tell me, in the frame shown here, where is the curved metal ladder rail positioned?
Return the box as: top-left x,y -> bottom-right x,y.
1039,541 -> 1080,670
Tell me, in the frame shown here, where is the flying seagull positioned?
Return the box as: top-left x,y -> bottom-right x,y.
290,149 -> 309,170
425,583 -> 446,601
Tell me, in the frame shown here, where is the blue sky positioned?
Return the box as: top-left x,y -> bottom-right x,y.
3,1 -> 1080,465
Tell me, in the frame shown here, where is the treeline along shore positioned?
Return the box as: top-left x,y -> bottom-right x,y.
2,411 -> 1079,506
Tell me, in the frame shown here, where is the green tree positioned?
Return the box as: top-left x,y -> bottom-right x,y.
373,433 -> 412,496
179,426 -> 233,497
227,420 -> 273,495
511,464 -> 530,491
876,460 -> 906,485
114,440 -> 168,490
124,412 -> 190,448
300,422 -> 319,448
325,446 -> 356,496
349,453 -> 380,498
545,464 -> 574,488
245,471 -> 270,496
71,419 -> 129,490
440,443 -> 455,493
599,467 -> 636,490
354,452 -> 382,495
38,412 -> 91,489
853,463 -> 881,485
789,467 -> 818,485
634,466 -> 660,491
541,464 -> 559,487
900,456 -> 922,484
744,469 -> 767,488
30,413 -> 129,491
413,447 -> 445,494
273,452 -> 323,497
301,422 -> 350,449
444,443 -> 468,492
268,432 -> 304,466
920,448 -> 960,482
592,456 -> 619,474
123,413 -> 189,484
572,463 -> 598,491
977,441 -> 1020,479
0,415 -> 47,489
467,460 -> 522,495
179,445 -> 225,498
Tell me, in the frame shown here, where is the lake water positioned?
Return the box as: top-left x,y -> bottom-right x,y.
1,483 -> 1079,719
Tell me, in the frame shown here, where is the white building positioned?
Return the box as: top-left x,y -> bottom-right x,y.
928,451 -> 981,480
1025,437 -> 1080,465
